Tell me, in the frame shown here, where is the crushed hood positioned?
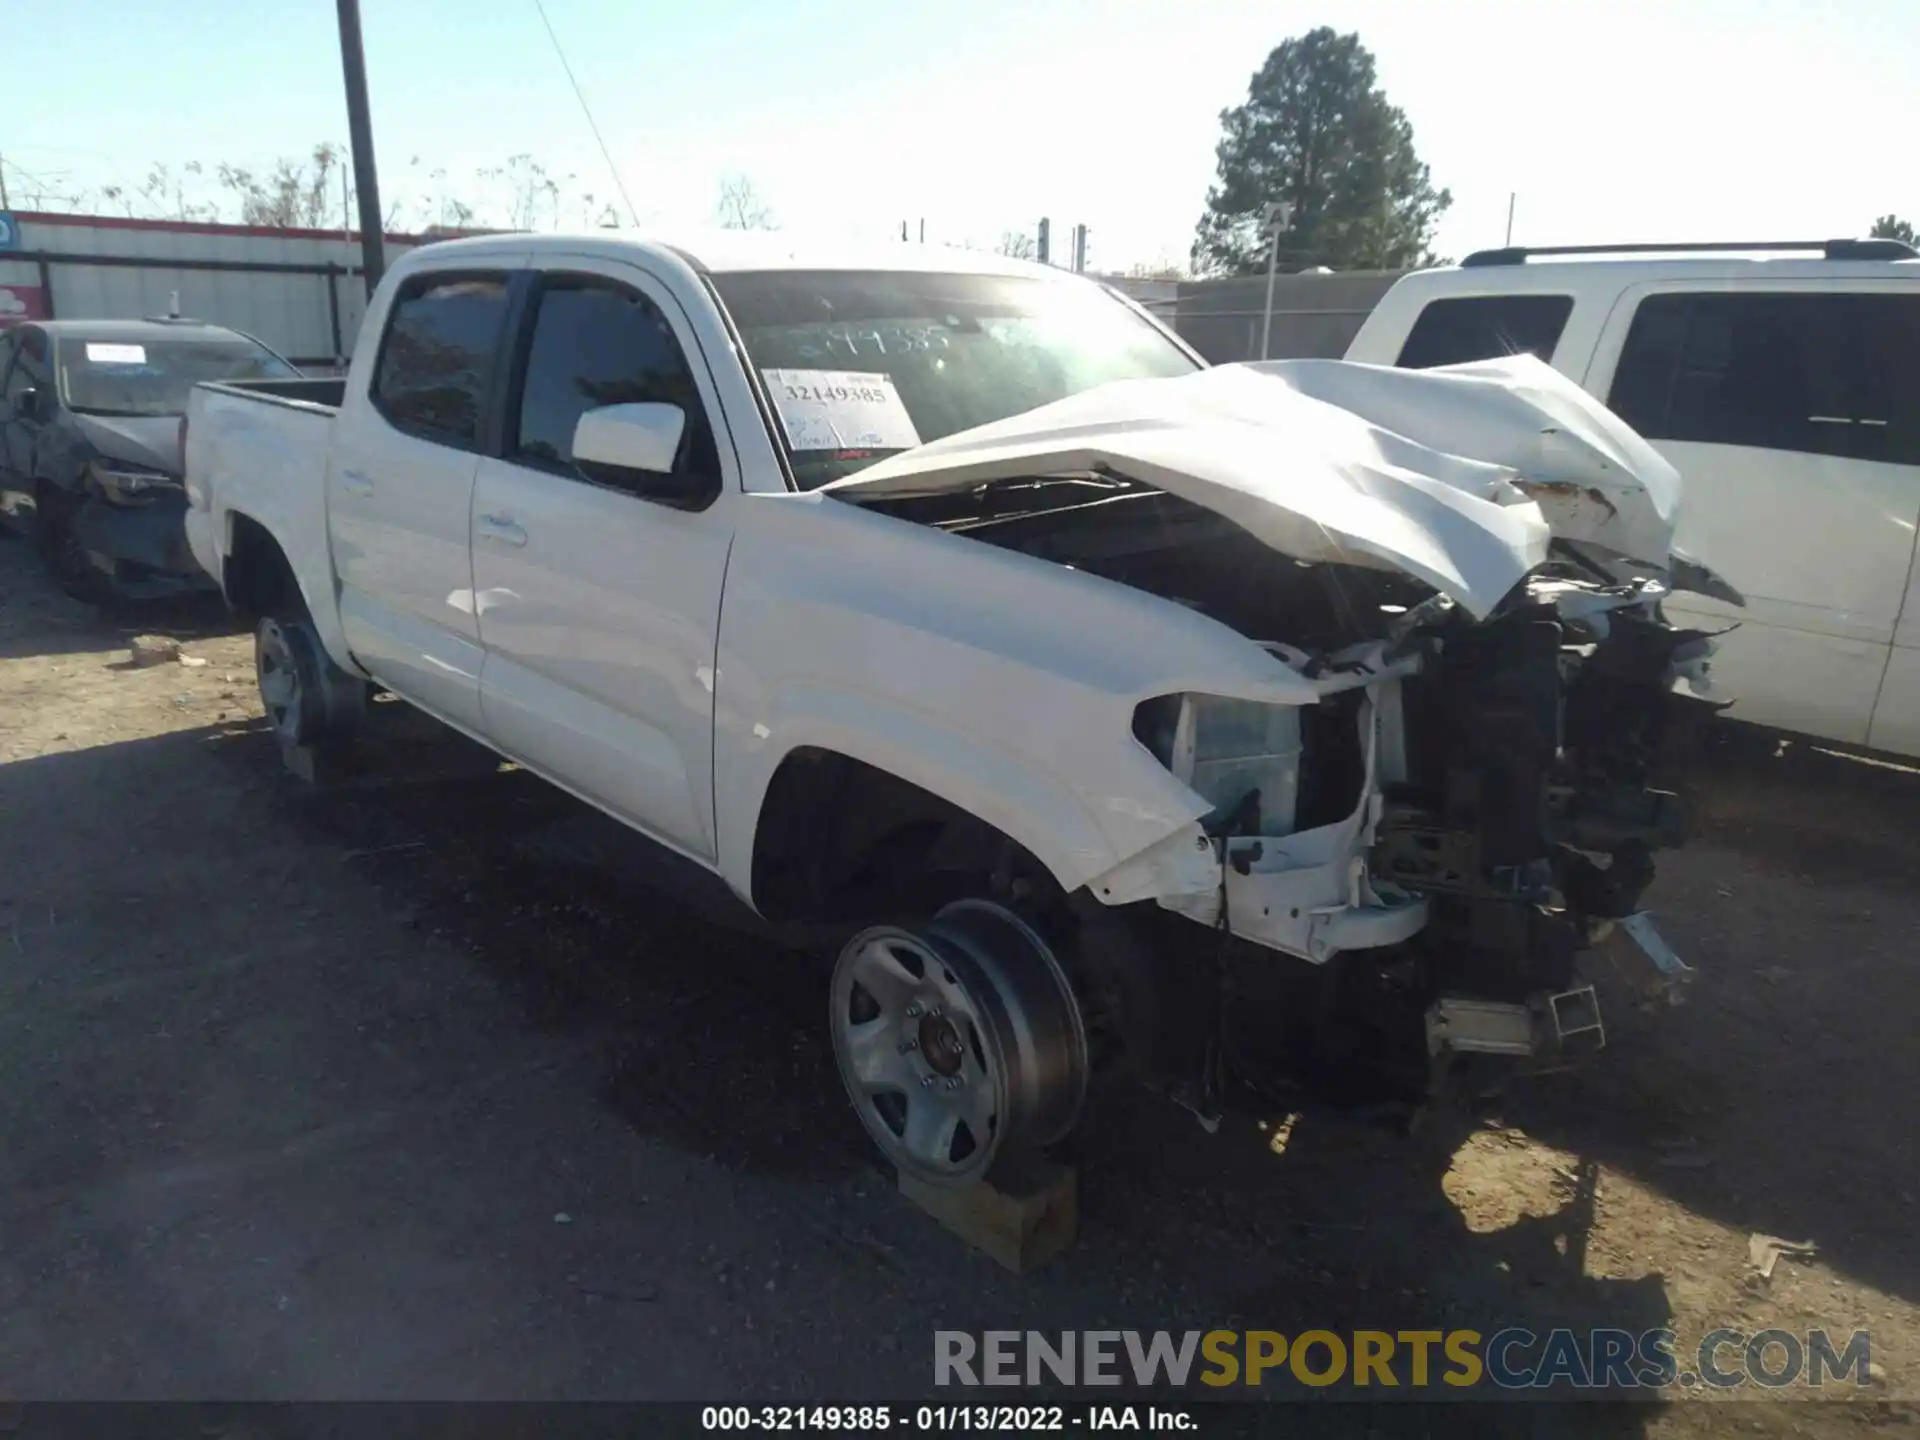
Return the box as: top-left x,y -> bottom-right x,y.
824,354 -> 1684,620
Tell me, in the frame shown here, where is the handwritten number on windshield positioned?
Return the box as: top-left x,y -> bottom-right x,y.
783,383 -> 890,405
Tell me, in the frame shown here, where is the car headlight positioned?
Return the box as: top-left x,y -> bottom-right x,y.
91,463 -> 182,506
1133,693 -> 1304,837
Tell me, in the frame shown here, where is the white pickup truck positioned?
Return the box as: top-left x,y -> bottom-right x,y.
184,232 -> 1722,1187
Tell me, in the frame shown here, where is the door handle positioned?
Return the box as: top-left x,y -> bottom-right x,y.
477,512 -> 528,547
339,469 -> 375,498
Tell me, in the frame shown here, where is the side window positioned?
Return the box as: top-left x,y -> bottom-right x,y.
369,272 -> 511,446
1609,293 -> 1920,465
509,277 -> 718,485
1394,294 -> 1575,369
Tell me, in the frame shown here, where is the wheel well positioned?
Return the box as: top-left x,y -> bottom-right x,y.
224,514 -> 298,623
750,748 -> 1061,928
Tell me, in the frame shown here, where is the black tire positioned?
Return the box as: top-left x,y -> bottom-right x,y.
255,601 -> 366,753
35,484 -> 109,604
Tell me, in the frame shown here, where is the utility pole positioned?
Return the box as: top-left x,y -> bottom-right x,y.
1071,224 -> 1088,273
336,0 -> 387,293
1505,192 -> 1516,247
1037,217 -> 1051,265
0,154 -> 11,211
1258,201 -> 1293,361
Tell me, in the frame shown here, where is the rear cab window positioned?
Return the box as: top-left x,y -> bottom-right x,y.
1394,294 -> 1575,369
369,272 -> 512,447
1607,291 -> 1920,465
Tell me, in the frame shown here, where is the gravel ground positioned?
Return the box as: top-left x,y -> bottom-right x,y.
1,534 -> 1916,1435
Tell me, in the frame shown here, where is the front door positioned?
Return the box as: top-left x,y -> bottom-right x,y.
330,267 -> 519,733
1587,282 -> 1920,746
0,328 -> 50,525
470,261 -> 736,863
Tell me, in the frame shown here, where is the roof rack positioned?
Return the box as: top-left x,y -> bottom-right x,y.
1460,238 -> 1919,267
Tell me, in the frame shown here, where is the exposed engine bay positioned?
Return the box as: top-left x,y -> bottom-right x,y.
826,353 -> 1734,1120
852,478 -> 1723,1112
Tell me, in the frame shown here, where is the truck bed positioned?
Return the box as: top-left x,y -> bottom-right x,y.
183,377 -> 343,642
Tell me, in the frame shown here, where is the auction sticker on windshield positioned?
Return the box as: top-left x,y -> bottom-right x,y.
85,343 -> 148,365
762,369 -> 921,452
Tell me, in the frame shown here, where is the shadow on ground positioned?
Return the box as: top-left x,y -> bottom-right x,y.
0,543 -> 238,661
8,677 -> 1912,1421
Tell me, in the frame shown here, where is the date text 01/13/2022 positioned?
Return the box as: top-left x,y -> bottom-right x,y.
699,1404 -> 1199,1431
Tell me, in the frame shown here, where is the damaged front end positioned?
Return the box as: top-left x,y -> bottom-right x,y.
829,353 -> 1735,1115
1089,561 -> 1722,1112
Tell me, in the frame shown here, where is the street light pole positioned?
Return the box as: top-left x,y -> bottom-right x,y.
1258,201 -> 1293,362
336,0 -> 386,294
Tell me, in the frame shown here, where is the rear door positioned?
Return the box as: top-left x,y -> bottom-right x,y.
330,265 -> 520,733
468,259 -> 737,863
1585,282 -> 1920,747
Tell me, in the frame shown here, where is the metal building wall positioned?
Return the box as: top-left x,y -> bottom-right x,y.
0,213 -> 426,368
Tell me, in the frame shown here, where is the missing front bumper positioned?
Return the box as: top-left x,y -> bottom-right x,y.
72,497 -> 216,597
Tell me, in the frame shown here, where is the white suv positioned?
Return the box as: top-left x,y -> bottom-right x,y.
1345,239 -> 1920,756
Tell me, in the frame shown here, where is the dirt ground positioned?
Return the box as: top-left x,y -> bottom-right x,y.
2,534 -> 1917,1436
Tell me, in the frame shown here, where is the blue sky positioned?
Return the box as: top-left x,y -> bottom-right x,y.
3,0 -> 1916,269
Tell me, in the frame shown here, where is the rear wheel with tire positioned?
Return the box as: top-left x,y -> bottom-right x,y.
256,603 -> 366,754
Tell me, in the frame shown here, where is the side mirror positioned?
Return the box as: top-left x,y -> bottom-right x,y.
572,402 -> 716,511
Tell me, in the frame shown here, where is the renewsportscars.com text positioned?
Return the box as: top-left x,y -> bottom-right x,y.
934,1328 -> 1873,1391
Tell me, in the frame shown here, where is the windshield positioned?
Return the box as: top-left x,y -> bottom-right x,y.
56,335 -> 298,417
708,270 -> 1198,490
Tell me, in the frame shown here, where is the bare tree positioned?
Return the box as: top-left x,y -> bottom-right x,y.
480,154 -> 572,231
131,161 -> 219,223
572,191 -> 622,230
32,143 -> 597,235
997,229 -> 1037,260
715,174 -> 775,230
1125,252 -> 1191,280
394,159 -> 478,232
217,145 -> 342,228
3,163 -> 94,213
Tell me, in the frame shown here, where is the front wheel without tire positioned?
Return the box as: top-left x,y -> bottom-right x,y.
829,898 -> 1088,1188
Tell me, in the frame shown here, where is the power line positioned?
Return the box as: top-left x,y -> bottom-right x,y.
531,0 -> 640,229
